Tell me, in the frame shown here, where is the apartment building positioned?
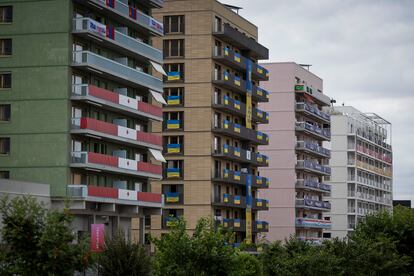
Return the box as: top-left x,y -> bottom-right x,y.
0,0 -> 166,242
325,106 -> 393,239
150,0 -> 270,244
259,62 -> 332,243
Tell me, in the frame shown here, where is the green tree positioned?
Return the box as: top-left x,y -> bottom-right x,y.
0,195 -> 91,275
95,230 -> 152,276
152,217 -> 236,276
230,251 -> 263,276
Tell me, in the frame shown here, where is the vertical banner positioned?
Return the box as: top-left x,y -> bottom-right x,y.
246,175 -> 253,244
91,224 -> 105,252
245,60 -> 253,129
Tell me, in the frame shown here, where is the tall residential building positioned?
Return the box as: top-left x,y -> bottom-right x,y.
150,0 -> 271,244
325,106 -> 393,239
0,0 -> 167,242
259,62 -> 332,243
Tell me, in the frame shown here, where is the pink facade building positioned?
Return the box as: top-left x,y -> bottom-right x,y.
258,62 -> 332,242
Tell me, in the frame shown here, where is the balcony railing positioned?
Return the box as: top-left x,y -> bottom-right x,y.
356,160 -> 392,178
78,0 -> 164,36
295,121 -> 331,140
71,84 -> 162,121
213,169 -> 269,189
356,145 -> 392,164
296,102 -> 330,123
221,218 -> 246,231
213,23 -> 269,60
72,17 -> 163,63
213,120 -> 269,145
253,198 -> 269,210
67,185 -> 163,206
213,144 -> 269,167
213,71 -> 269,102
165,143 -> 182,154
70,152 -> 162,179
165,167 -> 183,179
162,216 -> 181,229
166,95 -> 183,106
71,117 -> 162,149
294,84 -> 331,106
72,50 -> 163,93
213,95 -> 269,124
295,218 -> 331,229
165,71 -> 184,82
296,179 -> 331,193
296,141 -> 330,158
212,46 -> 269,81
296,160 -> 331,176
164,192 -> 183,204
164,119 -> 183,130
295,198 -> 331,211
213,194 -> 247,208
253,221 -> 269,232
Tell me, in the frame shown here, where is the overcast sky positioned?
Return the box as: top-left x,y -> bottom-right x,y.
226,0 -> 414,204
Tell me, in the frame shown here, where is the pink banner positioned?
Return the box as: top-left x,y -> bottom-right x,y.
91,224 -> 105,252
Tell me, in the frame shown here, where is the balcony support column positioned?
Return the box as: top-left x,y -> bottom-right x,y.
139,216 -> 145,245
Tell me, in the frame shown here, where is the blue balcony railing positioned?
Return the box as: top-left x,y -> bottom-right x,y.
296,102 -> 330,122
296,160 -> 331,175
295,198 -> 331,210
296,121 -> 331,140
296,179 -> 331,192
296,141 -> 330,157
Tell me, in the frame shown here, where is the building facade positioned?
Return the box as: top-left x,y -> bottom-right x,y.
150,0 -> 270,244
325,106 -> 393,239
0,0 -> 166,242
259,62 -> 332,243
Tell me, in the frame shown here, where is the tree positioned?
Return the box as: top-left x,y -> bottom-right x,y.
152,217 -> 236,276
0,195 -> 91,275
230,251 -> 263,276
95,230 -> 152,276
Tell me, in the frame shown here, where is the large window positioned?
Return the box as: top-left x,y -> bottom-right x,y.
0,171 -> 9,179
0,6 -> 13,23
164,63 -> 184,82
0,39 -> 12,56
0,72 -> 11,89
164,15 -> 185,34
163,39 -> 184,58
0,137 -> 10,154
0,104 -> 10,121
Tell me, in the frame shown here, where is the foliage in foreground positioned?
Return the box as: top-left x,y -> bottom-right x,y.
0,196 -> 91,275
95,230 -> 152,276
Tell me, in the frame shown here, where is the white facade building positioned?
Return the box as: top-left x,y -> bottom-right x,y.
324,106 -> 393,239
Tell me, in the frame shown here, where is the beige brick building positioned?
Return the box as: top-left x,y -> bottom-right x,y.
150,0 -> 271,244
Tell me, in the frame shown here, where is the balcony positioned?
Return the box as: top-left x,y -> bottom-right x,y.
164,192 -> 183,204
164,143 -> 183,155
162,216 -> 181,229
253,198 -> 269,211
66,185 -> 163,209
296,179 -> 331,194
356,145 -> 392,164
296,141 -> 330,158
165,168 -> 183,179
212,194 -> 247,209
163,119 -> 184,131
213,23 -> 269,60
213,95 -> 269,124
355,160 -> 392,178
295,122 -> 331,141
70,152 -> 162,179
212,46 -> 269,81
213,120 -> 269,145
72,17 -> 162,64
74,0 -> 164,36
295,218 -> 331,229
294,84 -> 331,106
253,221 -> 269,233
71,117 -> 162,150
213,71 -> 269,102
295,198 -> 331,211
72,51 -> 163,93
221,218 -> 246,232
295,102 -> 330,124
296,160 -> 331,176
72,84 -> 162,122
213,169 -> 269,189
213,144 -> 269,167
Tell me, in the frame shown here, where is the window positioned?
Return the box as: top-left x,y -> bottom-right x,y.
214,16 -> 222,32
0,6 -> 12,23
164,15 -> 185,34
0,72 -> 11,89
0,39 -> 11,56
0,137 -> 10,154
0,104 -> 10,121
0,171 -> 9,179
164,63 -> 184,82
163,39 -> 184,58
